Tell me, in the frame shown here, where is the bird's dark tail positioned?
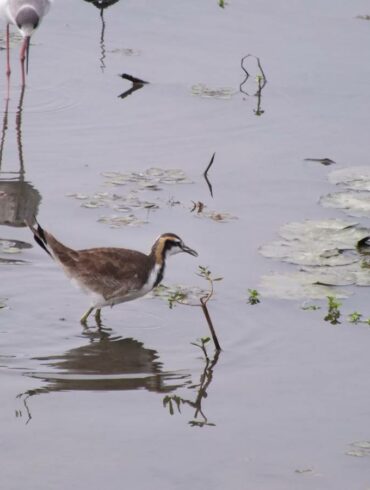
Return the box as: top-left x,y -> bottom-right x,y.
26,218 -> 52,258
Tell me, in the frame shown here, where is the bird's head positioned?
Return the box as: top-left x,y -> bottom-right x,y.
16,7 -> 40,36
151,233 -> 198,264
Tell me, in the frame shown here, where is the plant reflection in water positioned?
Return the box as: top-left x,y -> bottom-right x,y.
163,341 -> 220,428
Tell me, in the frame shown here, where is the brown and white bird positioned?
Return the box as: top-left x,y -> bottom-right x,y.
28,221 -> 198,324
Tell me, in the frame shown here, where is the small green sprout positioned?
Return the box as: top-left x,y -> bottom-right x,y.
324,296 -> 342,325
247,289 -> 260,305
348,312 -> 363,324
218,0 -> 225,8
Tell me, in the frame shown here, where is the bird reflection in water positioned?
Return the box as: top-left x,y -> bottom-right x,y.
0,86 -> 41,262
83,0 -> 121,72
16,326 -> 191,423
163,348 -> 220,427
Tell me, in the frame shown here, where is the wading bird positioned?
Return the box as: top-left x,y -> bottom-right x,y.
28,221 -> 198,324
0,0 -> 52,85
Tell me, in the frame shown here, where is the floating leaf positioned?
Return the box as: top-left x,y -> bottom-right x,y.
320,192 -> 370,218
346,449 -> 369,457
260,219 -> 368,267
259,272 -> 350,300
97,215 -> 147,228
191,84 -> 236,100
328,166 -> 370,191
351,441 -> 370,449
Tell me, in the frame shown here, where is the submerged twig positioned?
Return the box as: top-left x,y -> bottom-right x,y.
203,152 -> 215,197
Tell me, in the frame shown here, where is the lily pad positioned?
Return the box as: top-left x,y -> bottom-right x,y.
260,219 -> 368,267
328,166 -> 370,191
258,219 -> 370,299
97,215 -> 147,228
259,272 -> 350,300
320,192 -> 370,218
191,84 -> 236,100
102,168 -> 192,187
352,441 -> 370,449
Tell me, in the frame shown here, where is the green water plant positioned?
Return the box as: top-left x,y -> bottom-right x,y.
324,296 -> 342,325
247,288 -> 260,305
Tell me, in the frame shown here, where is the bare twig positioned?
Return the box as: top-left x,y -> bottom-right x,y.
119,74 -> 149,99
203,152 -> 215,197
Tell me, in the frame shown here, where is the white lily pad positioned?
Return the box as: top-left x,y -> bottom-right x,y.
352,441 -> 370,449
260,219 -> 369,267
328,166 -> 370,191
191,84 -> 236,99
259,271 -> 350,300
320,192 -> 370,218
346,449 -> 369,457
98,215 -> 147,228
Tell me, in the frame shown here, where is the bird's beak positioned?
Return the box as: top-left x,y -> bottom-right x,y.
26,36 -> 30,74
182,244 -> 198,257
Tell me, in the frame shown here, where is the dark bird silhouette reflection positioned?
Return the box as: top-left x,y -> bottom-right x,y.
0,87 -> 41,229
83,0 -> 121,71
16,327 -> 191,423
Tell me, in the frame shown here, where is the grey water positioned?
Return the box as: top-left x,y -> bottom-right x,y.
1,1 -> 370,489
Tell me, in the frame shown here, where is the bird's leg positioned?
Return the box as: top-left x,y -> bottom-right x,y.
19,37 -> 28,87
94,308 -> 102,325
80,307 -> 94,325
6,24 -> 11,78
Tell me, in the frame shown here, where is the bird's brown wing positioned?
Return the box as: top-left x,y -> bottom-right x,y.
71,248 -> 151,299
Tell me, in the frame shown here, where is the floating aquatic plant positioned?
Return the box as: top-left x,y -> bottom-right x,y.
346,440 -> 370,457
324,296 -> 341,325
247,289 -> 260,305
97,214 -> 147,228
260,219 -> 367,267
102,168 -> 192,187
191,84 -> 236,100
259,219 -> 370,299
320,167 -> 370,218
